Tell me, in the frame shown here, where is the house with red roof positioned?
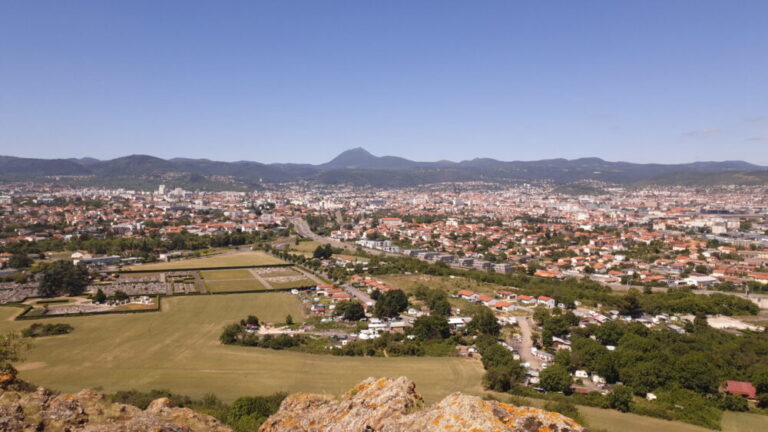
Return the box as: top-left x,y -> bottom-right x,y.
724,380 -> 757,399
537,296 -> 556,309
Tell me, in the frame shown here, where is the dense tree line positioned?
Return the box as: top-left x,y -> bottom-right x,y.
1,230 -> 279,260
561,320 -> 768,402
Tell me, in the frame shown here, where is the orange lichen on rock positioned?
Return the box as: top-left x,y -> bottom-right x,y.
258,377 -> 586,432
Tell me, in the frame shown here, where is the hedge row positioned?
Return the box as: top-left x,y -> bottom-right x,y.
15,296 -> 162,321
118,263 -> 293,274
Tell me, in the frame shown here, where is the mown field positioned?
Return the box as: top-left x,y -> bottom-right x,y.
124,251 -> 284,271
0,293 -> 484,403
204,279 -> 267,293
199,269 -> 256,280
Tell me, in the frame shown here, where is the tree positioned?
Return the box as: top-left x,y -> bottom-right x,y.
312,244 -> 334,260
720,394 -> 749,412
93,288 -> 106,304
113,290 -> 129,302
468,308 -> 500,336
37,260 -> 90,297
554,349 -> 572,370
483,366 -> 521,392
540,364 -> 572,393
412,315 -> 451,340
373,290 -> 408,318
243,315 -> 260,327
335,301 -> 365,321
219,323 -> 242,345
9,253 -> 33,269
429,296 -> 451,316
607,385 -> 633,412
618,290 -> 642,317
0,332 -> 30,374
758,393 -> 768,409
285,315 -> 294,325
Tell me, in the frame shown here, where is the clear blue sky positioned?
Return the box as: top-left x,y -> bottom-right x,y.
1,1 -> 767,164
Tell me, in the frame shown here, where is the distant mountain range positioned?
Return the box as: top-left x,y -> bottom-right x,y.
1,148 -> 766,189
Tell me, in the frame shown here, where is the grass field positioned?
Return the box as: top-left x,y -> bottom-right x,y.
258,267 -> 301,277
204,279 -> 266,293
380,274 -> 505,296
267,278 -> 316,289
0,293 -> 483,403
125,251 -> 284,271
200,269 -> 255,280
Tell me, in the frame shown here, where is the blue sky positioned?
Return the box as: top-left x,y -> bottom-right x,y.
1,1 -> 767,164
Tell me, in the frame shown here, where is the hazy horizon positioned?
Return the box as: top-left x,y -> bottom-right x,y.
2,147 -> 767,167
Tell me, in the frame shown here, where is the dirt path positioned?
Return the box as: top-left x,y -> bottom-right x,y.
248,269 -> 275,290
292,267 -> 325,286
194,272 -> 206,294
513,316 -> 541,370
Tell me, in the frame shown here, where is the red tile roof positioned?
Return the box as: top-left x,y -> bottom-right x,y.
726,380 -> 756,399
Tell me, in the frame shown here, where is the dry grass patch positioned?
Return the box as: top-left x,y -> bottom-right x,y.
125,251 -> 284,271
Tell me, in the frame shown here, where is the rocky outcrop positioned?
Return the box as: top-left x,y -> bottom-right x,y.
0,385 -> 232,432
0,375 -> 585,432
259,377 -> 586,432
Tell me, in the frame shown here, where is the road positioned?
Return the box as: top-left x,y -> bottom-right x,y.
511,315 -> 542,370
289,217 -> 401,258
344,283 -> 373,305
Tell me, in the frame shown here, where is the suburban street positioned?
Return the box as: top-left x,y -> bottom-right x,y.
511,315 -> 542,370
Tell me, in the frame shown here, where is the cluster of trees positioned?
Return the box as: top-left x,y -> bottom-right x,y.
333,301 -> 365,321
111,388 -> 286,432
312,244 -> 337,260
332,331 -> 428,357
92,288 -> 130,304
533,306 -> 579,346
219,315 -> 309,349
371,289 -> 408,318
412,315 -> 451,340
475,335 -> 525,392
1,230 -> 279,262
37,260 -> 91,297
559,320 -> 768,403
21,323 -> 73,338
637,288 -> 759,316
411,285 -> 451,316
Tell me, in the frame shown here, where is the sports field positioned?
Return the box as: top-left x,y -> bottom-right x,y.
124,251 -> 284,271
0,293 -> 483,403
